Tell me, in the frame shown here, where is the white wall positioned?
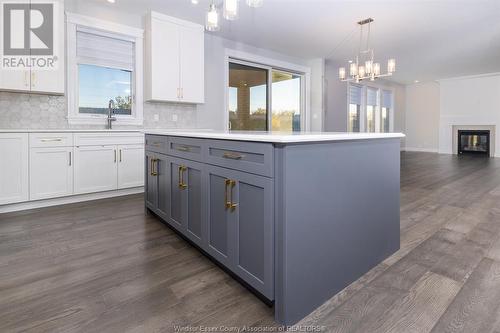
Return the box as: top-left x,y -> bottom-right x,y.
405,82 -> 440,152
439,74 -> 500,157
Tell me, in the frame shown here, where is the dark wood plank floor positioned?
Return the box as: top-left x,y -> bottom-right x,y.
1,152 -> 500,333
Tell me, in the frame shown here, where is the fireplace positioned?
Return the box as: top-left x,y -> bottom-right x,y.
458,130 -> 490,156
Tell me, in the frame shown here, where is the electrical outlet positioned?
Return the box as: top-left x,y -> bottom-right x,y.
153,114 -> 159,122
172,114 -> 178,122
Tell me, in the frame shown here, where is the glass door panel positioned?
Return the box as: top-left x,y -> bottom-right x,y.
228,62 -> 268,131
271,70 -> 302,132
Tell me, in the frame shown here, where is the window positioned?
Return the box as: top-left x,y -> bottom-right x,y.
366,87 -> 378,133
67,14 -> 144,125
228,58 -> 305,132
348,84 -> 361,132
347,84 -> 394,133
381,90 -> 392,133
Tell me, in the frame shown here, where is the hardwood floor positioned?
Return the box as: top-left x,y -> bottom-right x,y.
1,152 -> 500,332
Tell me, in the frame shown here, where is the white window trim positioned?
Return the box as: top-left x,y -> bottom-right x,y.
66,13 -> 144,126
346,82 -> 395,133
223,49 -> 311,131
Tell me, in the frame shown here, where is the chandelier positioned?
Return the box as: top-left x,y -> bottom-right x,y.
339,18 -> 395,82
204,0 -> 264,32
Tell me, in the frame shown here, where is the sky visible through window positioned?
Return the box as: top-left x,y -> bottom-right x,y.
229,78 -> 301,114
79,64 -> 131,109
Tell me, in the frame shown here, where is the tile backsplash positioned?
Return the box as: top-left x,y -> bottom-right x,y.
0,92 -> 198,129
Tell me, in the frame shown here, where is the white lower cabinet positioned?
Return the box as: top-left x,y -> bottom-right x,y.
0,133 -> 29,205
117,144 -> 145,189
74,145 -> 118,194
30,147 -> 73,200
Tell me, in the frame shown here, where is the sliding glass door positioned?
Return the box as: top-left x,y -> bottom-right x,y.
228,62 -> 268,131
228,59 -> 303,132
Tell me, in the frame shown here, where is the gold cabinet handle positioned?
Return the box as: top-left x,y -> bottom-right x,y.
225,179 -> 231,209
224,179 -> 237,210
223,152 -> 244,160
31,72 -> 36,88
24,71 -> 29,87
176,145 -> 191,152
229,180 -> 237,210
178,165 -> 187,189
150,158 -> 158,176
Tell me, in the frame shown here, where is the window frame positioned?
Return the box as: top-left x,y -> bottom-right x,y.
347,83 -> 395,133
224,49 -> 311,132
66,13 -> 144,125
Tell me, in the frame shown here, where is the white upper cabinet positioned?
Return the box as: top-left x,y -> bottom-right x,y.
145,11 -> 205,104
0,0 -> 65,95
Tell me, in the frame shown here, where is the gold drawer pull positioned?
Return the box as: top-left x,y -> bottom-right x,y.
176,145 -> 191,152
225,179 -> 231,209
41,138 -> 62,142
178,165 -> 187,189
223,152 -> 244,160
150,158 -> 158,176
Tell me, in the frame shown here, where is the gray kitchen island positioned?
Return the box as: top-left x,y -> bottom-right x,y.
144,130 -> 404,325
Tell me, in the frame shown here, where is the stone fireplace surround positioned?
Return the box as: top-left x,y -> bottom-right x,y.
452,125 -> 495,156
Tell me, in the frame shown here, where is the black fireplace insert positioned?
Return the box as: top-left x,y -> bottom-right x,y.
458,130 -> 490,156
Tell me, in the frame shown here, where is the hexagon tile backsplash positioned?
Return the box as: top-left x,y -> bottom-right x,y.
0,92 -> 198,130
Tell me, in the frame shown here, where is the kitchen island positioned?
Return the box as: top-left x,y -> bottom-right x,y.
144,131 -> 404,325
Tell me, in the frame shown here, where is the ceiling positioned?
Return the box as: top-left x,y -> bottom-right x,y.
86,0 -> 500,84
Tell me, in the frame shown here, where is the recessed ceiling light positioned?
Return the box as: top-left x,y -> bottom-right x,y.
107,0 -> 115,3
414,80 -> 419,83
191,0 -> 199,4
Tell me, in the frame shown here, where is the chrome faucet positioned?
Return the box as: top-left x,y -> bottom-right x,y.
107,99 -> 116,129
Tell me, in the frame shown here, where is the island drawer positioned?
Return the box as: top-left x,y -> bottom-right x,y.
167,136 -> 204,162
145,135 -> 167,153
205,140 -> 274,177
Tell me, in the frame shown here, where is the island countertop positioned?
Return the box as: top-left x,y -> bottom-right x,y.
145,130 -> 405,144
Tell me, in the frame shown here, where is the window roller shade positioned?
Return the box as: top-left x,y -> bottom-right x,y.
76,30 -> 134,71
382,90 -> 393,109
367,87 -> 378,106
349,85 -> 362,105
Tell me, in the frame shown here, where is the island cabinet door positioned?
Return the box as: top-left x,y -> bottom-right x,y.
155,154 -> 170,219
205,165 -> 235,267
231,171 -> 274,300
145,151 -> 158,211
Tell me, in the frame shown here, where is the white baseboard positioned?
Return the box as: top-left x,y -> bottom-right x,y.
403,147 -> 439,153
0,187 -> 144,214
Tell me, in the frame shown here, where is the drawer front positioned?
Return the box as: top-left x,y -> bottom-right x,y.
29,133 -> 73,148
206,140 -> 274,177
75,132 -> 144,147
167,136 -> 204,162
145,135 -> 167,153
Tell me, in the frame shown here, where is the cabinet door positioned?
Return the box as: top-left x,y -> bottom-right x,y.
166,157 -> 205,245
155,153 -> 169,218
145,151 -> 158,210
231,171 -> 274,299
0,133 -> 29,205
117,145 -> 144,189
30,147 -> 73,200
0,70 -> 30,92
205,165 -> 234,267
74,145 -> 118,194
149,17 -> 180,101
179,24 -> 204,103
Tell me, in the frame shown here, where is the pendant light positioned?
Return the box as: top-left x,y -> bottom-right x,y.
224,0 -> 239,20
205,3 -> 220,31
246,0 -> 263,7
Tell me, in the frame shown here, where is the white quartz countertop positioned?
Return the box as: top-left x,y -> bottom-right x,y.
145,130 -> 405,144
0,129 -> 144,133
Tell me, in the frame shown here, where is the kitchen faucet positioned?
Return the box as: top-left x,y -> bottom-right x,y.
107,99 -> 116,129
